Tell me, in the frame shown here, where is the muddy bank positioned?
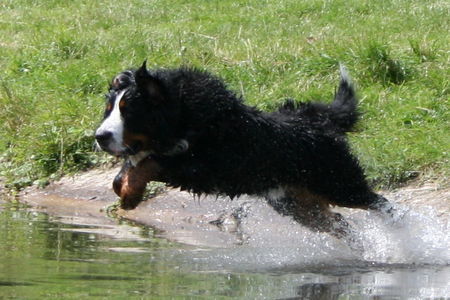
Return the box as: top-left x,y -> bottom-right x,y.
19,167 -> 450,247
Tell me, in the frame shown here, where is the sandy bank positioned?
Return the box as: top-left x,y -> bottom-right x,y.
19,167 -> 449,247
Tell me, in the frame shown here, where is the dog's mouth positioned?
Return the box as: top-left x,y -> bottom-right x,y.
96,140 -> 142,158
95,141 -> 122,157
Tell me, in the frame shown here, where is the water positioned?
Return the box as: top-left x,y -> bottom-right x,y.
1,200 -> 449,299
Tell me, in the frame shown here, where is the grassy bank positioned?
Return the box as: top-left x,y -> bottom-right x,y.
1,0 -> 449,189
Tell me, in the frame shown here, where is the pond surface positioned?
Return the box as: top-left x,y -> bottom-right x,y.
0,200 -> 449,299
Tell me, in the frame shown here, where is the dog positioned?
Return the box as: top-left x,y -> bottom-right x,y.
95,61 -> 390,238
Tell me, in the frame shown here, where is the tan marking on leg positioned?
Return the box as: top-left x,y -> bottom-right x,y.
114,158 -> 162,210
286,187 -> 351,239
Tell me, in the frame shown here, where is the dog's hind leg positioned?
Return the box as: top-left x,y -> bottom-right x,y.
332,190 -> 395,217
293,201 -> 352,240
365,193 -> 401,225
267,187 -> 354,240
113,157 -> 162,210
286,188 -> 365,252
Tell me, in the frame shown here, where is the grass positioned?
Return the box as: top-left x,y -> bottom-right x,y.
0,0 -> 449,190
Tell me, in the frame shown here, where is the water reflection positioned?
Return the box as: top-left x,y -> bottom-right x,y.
0,201 -> 449,299
290,267 -> 450,299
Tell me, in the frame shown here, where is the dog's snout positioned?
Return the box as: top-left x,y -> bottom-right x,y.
95,131 -> 112,146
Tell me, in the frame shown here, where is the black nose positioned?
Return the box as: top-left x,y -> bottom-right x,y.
95,131 -> 112,147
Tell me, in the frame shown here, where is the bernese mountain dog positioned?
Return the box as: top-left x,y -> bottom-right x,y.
95,61 -> 390,238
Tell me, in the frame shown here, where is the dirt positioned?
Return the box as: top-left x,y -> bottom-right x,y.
17,166 -> 450,248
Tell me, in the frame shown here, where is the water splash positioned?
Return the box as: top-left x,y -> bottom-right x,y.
352,203 -> 450,265
190,198 -> 450,272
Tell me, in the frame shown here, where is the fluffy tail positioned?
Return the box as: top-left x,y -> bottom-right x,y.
329,65 -> 359,132
276,65 -> 360,133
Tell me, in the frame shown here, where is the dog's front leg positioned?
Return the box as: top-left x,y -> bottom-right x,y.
113,157 -> 162,210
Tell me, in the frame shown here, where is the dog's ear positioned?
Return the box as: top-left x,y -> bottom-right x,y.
135,61 -> 165,104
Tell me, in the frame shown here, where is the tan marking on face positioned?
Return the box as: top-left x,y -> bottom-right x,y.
123,130 -> 152,151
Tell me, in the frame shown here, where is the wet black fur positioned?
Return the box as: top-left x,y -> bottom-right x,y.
107,65 -> 387,213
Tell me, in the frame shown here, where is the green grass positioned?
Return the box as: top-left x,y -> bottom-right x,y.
1,0 -> 449,189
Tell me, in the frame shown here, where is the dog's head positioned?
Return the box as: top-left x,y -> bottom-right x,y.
95,61 -> 185,158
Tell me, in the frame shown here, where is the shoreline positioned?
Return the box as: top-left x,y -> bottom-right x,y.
17,167 -> 450,247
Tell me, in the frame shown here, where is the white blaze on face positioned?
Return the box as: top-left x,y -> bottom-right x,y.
95,90 -> 126,154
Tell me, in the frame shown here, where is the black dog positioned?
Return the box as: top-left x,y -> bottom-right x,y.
95,62 -> 389,237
